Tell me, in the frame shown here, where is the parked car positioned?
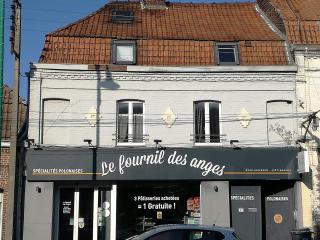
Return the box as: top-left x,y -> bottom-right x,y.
126,224 -> 240,240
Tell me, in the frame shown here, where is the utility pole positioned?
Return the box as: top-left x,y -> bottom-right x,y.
7,0 -> 21,239
0,0 -> 5,157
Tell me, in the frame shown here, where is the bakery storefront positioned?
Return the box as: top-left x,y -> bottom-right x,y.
25,147 -> 300,240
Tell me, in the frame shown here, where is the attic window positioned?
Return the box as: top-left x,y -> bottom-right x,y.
112,10 -> 134,23
215,42 -> 239,65
112,40 -> 136,65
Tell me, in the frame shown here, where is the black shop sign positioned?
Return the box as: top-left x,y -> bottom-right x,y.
26,147 -> 300,181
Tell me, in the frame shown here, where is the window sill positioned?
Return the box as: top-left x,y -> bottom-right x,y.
116,142 -> 146,147
194,142 -> 222,147
114,62 -> 136,65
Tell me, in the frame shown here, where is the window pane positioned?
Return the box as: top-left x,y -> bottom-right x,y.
132,102 -> 143,142
133,115 -> 143,142
117,45 -> 134,62
189,230 -> 225,240
218,47 -> 236,63
118,102 -> 128,114
133,102 -> 143,114
59,188 -> 74,240
118,115 -> 129,142
194,102 -> 205,143
98,188 -> 111,240
209,102 -> 220,142
78,189 -> 94,240
148,230 -> 188,240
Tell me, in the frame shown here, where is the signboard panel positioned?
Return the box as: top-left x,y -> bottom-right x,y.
26,147 -> 300,181
27,149 -> 93,181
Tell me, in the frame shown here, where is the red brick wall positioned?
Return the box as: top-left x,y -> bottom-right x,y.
0,147 -> 9,240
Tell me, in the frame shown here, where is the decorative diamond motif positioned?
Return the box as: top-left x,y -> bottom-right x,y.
239,108 -> 251,128
161,107 -> 177,128
85,107 -> 101,127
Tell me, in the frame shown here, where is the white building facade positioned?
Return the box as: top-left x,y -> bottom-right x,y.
23,2 -> 306,240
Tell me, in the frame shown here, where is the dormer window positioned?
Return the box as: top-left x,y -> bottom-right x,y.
112,40 -> 136,65
215,42 -> 239,65
112,10 -> 134,23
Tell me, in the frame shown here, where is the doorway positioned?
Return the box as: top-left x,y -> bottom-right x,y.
231,186 -> 262,240
264,184 -> 295,240
57,187 -> 111,240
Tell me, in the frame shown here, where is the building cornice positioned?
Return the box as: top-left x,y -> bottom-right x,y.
31,63 -> 298,73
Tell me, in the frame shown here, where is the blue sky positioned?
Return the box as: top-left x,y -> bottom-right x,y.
3,0 -> 255,98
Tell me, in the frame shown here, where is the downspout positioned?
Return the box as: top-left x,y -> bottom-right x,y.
38,72 -> 42,145
255,4 -> 294,64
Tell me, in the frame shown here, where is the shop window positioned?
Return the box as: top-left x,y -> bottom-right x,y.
117,183 -> 200,239
117,100 -> 144,144
215,43 -> 239,65
112,40 -> 136,65
194,101 -> 221,144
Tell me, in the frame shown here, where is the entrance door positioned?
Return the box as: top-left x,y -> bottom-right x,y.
58,188 -> 111,240
265,186 -> 295,240
231,186 -> 262,240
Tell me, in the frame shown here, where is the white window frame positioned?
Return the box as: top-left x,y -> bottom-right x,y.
116,100 -> 145,146
194,101 -> 222,146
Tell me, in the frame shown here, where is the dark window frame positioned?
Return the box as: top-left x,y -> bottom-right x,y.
193,100 -> 221,144
215,42 -> 240,65
112,40 -> 137,65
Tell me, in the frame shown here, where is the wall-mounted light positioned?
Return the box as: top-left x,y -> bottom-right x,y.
214,185 -> 219,192
230,140 -> 241,150
24,139 -> 34,148
25,139 -> 42,150
83,139 -> 95,149
154,139 -> 166,150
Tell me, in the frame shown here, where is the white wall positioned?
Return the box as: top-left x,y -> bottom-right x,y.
295,51 -> 320,229
28,65 -> 297,148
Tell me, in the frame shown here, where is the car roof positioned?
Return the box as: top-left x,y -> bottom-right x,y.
129,224 -> 235,240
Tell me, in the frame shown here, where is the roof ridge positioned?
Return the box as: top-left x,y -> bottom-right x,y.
169,2 -> 256,6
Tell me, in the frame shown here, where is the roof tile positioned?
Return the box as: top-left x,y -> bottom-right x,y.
267,0 -> 320,44
49,2 -> 281,41
40,2 -> 289,66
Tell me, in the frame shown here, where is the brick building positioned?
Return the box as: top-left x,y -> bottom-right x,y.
1,85 -> 27,240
